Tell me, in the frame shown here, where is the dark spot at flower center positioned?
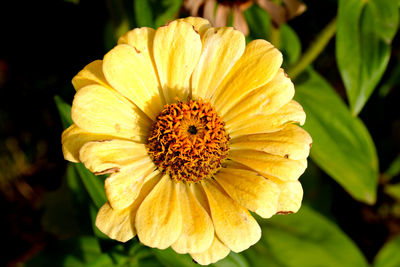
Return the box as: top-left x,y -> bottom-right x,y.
188,125 -> 197,135
146,99 -> 230,183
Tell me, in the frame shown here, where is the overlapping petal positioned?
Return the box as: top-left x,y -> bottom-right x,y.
230,124 -> 312,160
104,34 -> 163,120
61,124 -> 118,163
105,160 -> 158,210
153,20 -> 202,103
136,174 -> 183,249
171,183 -> 214,254
202,179 -> 261,252
223,68 -> 294,122
211,39 -> 283,116
190,235 -> 230,265
95,202 -> 135,242
178,17 -> 211,36
228,150 -> 307,181
215,167 -> 280,218
191,27 -> 245,99
227,100 -> 306,138
79,139 -> 149,174
72,60 -> 110,91
71,84 -> 152,141
276,180 -> 303,214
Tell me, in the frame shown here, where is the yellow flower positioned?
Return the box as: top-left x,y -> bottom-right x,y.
62,17 -> 311,265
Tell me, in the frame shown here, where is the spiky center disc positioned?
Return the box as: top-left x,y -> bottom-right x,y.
147,99 -> 230,182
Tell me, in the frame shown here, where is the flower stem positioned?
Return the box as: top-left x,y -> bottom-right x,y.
287,16 -> 337,80
270,26 -> 281,49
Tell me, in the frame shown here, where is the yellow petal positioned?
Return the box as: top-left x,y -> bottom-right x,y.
153,20 -> 202,103
79,139 -> 149,174
118,27 -> 155,51
95,173 -> 163,242
229,150 -> 307,181
191,27 -> 245,100
190,235 -> 230,265
105,161 -> 158,210
223,69 -> 294,122
61,124 -> 117,163
212,39 -> 282,116
95,202 -> 135,242
72,60 -> 110,91
215,167 -> 279,218
230,124 -> 312,160
71,84 -> 151,141
227,100 -> 306,138
171,183 -> 214,254
178,17 -> 211,36
103,44 -> 163,120
276,180 -> 303,214
201,179 -> 261,253
136,175 -> 182,249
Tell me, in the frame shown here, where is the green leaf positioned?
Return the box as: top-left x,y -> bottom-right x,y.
55,95 -> 73,129
153,0 -> 182,28
374,236 -> 400,267
295,69 -> 379,204
244,205 -> 369,267
336,0 -> 399,115
74,163 -> 107,209
280,24 -> 301,67
152,248 -> 197,267
384,155 -> 400,180
26,236 -> 107,267
134,0 -> 154,27
212,252 -> 249,267
41,165 -> 81,239
152,247 -> 249,267
384,184 -> 400,200
244,4 -> 272,40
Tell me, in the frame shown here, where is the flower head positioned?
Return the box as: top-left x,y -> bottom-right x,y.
62,17 -> 311,265
184,0 -> 306,35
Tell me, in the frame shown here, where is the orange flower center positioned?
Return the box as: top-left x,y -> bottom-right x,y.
147,99 -> 230,183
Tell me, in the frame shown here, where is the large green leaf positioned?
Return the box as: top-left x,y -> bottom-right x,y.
280,24 -> 301,67
55,96 -> 107,208
55,95 -> 73,129
243,205 -> 369,267
152,247 -> 249,267
336,0 -> 398,115
295,69 -> 379,203
26,236 -> 113,267
134,0 -> 155,27
374,236 -> 400,267
244,4 -> 272,40
74,163 -> 107,209
134,0 -> 182,28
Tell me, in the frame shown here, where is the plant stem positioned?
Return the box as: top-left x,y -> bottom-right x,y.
288,16 -> 337,79
270,26 -> 281,49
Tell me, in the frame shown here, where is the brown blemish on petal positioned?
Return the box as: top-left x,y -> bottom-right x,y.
191,25 -> 199,34
114,123 -> 121,132
94,167 -> 120,175
276,211 -> 294,215
283,71 -> 290,78
133,46 -> 141,53
284,154 -> 289,159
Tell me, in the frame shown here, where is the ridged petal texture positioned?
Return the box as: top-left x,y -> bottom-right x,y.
62,17 -> 311,265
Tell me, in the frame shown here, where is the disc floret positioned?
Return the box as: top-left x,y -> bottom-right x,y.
147,99 -> 230,182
